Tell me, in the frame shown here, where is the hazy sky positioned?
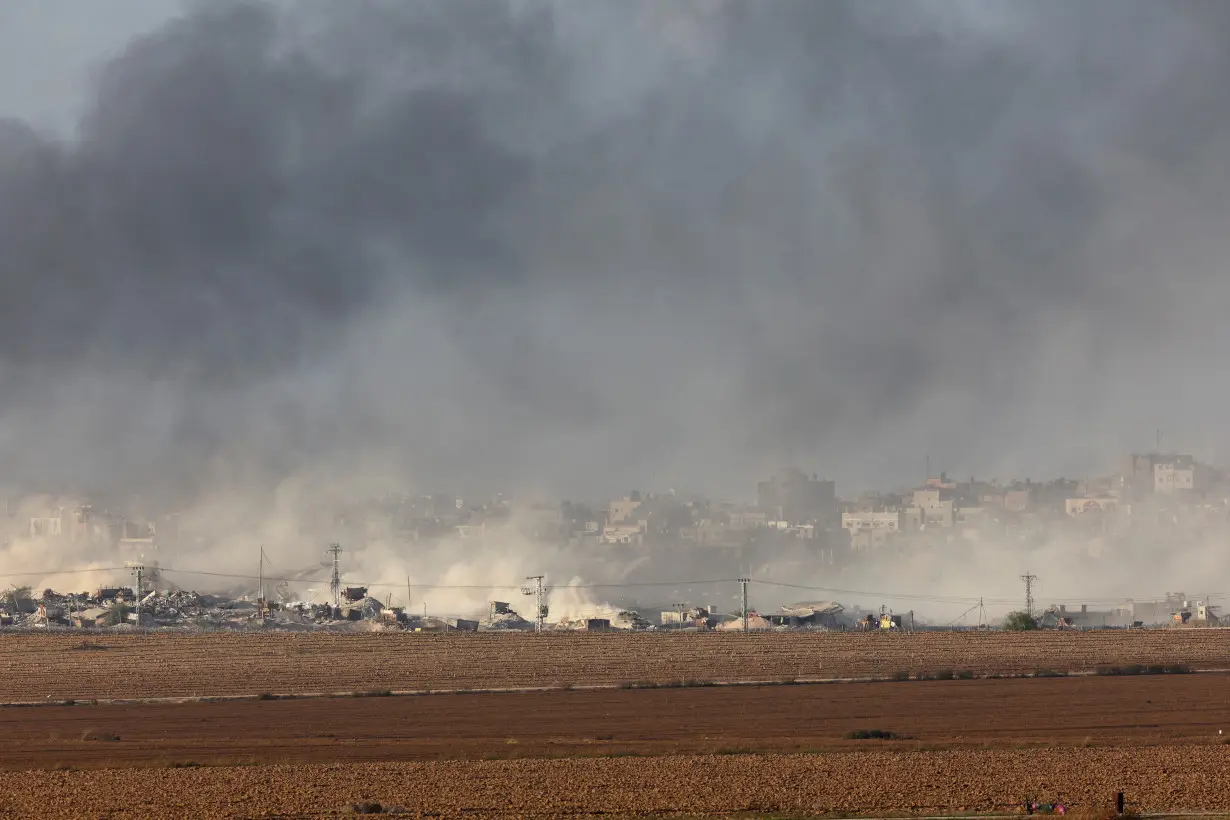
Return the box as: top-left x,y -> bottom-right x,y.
3,1 -> 1230,508
0,1 -> 181,132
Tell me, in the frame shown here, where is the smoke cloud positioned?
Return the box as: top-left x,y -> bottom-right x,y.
3,1 -> 1230,614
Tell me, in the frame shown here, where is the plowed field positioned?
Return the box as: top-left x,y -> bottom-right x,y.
3,749 -> 1229,819
3,629 -> 1230,701
2,675 -> 1230,816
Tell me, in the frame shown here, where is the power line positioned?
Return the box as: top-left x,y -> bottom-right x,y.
2,563 -> 1224,610
752,579 -> 1013,605
153,567 -> 738,591
0,567 -> 129,579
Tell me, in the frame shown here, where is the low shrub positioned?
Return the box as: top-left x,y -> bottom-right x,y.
341,801 -> 387,814
71,641 -> 108,652
1033,670 -> 1066,679
1001,610 -> 1038,631
845,729 -> 896,740
891,670 -> 910,681
100,605 -> 131,627
81,729 -> 120,742
954,669 -> 975,680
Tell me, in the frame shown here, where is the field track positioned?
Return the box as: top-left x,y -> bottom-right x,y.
2,629 -> 1230,701
3,675 -> 1230,817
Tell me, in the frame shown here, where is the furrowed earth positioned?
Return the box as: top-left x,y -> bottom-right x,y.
3,631 -> 1230,817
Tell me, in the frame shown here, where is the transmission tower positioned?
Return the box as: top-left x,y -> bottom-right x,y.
1021,573 -> 1038,619
521,575 -> 545,632
738,578 -> 750,632
129,564 -> 145,627
328,543 -> 343,609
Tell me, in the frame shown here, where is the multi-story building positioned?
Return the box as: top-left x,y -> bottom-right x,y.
608,495 -> 643,524
841,510 -> 904,533
757,469 -> 837,525
1125,453 -> 1208,496
1154,457 -> 1195,494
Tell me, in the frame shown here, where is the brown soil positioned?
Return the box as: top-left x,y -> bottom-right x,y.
2,748 -> 1229,818
4,629 -> 1230,701
2,675 -> 1230,816
3,674 -> 1229,769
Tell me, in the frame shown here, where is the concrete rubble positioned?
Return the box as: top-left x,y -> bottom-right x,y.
1,585 -> 862,634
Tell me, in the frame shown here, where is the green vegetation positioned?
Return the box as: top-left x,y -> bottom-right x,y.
1096,663 -> 1190,676
100,604 -> 131,627
1001,611 -> 1038,631
844,729 -> 897,740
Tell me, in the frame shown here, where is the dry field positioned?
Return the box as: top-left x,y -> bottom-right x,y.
0,675 -> 1229,816
3,747 -> 1230,818
3,632 -> 1229,817
2,675 -> 1229,768
2,629 -> 1230,701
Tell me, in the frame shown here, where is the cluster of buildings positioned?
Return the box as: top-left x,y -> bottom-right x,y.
8,451 -> 1230,565
3,451 -> 1228,630
837,451 -> 1230,554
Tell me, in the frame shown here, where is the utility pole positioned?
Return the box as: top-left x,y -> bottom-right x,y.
675,602 -> 688,630
738,578 -> 750,632
978,597 -> 986,628
522,575 -> 545,633
1021,573 -> 1037,619
406,576 -> 412,613
130,564 -> 144,627
327,543 -> 343,609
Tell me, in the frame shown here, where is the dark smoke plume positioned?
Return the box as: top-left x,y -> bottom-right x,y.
2,0 -> 1230,508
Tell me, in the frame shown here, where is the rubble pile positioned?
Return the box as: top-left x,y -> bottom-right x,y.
0,587 -> 851,634
0,586 -> 402,632
480,601 -> 533,631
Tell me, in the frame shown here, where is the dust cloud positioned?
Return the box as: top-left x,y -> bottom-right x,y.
1,2 -> 1229,618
